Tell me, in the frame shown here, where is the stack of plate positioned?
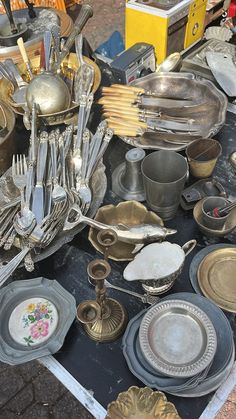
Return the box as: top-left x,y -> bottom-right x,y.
190,244 -> 236,314
123,293 -> 235,397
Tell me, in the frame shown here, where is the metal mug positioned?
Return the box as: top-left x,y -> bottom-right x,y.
141,150 -> 188,220
201,196 -> 230,230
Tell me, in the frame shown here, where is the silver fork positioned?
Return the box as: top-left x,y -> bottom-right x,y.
49,131 -> 67,204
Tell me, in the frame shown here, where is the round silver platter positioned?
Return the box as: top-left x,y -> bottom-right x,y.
139,299 -> 217,378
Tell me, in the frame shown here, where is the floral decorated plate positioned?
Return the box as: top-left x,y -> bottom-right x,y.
0,277 -> 76,364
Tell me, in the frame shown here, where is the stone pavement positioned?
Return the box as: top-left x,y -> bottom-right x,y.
0,361 -> 94,419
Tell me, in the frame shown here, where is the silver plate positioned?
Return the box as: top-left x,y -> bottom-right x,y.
120,72 -> 227,151
139,300 -> 217,378
0,277 -> 76,365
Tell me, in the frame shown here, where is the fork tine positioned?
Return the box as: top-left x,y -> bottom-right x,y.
12,155 -> 15,177
23,155 -> 27,175
20,154 -> 23,175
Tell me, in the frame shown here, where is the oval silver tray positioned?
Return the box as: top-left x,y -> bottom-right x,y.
120,72 -> 227,151
139,299 -> 217,378
0,277 -> 76,365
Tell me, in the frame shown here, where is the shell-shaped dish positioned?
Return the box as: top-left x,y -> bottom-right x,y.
123,242 -> 185,282
106,386 -> 180,419
88,201 -> 163,261
204,26 -> 233,42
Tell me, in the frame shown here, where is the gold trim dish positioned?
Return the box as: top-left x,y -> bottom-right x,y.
197,248 -> 236,313
106,386 -> 180,419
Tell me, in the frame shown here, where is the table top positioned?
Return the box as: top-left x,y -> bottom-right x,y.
11,109 -> 235,419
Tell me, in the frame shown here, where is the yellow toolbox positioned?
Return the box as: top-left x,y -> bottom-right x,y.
184,0 -> 207,48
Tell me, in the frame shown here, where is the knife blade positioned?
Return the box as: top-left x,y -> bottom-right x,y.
32,131 -> 48,224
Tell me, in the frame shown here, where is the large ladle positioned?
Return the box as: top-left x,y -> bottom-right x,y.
0,0 -> 29,47
25,4 -> 93,116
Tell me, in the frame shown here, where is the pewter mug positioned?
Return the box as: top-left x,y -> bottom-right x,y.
141,150 -> 188,220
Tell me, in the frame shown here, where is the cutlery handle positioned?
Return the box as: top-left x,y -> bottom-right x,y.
1,0 -> 17,33
81,130 -> 90,181
44,31 -> 52,72
0,62 -> 17,87
36,133 -> 48,184
88,128 -> 113,179
75,95 -> 86,150
49,133 -> 57,181
0,246 -> 30,287
56,4 -> 93,69
4,59 -> 25,87
17,37 -> 33,78
59,135 -> 66,188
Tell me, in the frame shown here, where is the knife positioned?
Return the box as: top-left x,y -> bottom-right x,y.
32,131 -> 48,224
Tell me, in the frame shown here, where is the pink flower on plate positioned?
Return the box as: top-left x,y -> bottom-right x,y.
30,320 -> 49,339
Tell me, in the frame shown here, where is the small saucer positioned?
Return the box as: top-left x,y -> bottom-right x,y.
193,200 -> 236,238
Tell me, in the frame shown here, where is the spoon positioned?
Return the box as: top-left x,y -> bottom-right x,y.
4,58 -> 28,106
87,275 -> 159,305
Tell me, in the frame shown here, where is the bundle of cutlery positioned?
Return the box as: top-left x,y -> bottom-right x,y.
98,84 -> 208,140
0,97 -> 113,285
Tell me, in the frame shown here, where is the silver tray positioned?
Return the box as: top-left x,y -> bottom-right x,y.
0,277 -> 76,365
189,244 -> 236,294
181,39 -> 236,81
122,292 -> 234,396
139,299 -> 217,378
120,72 -> 227,151
0,161 -> 107,265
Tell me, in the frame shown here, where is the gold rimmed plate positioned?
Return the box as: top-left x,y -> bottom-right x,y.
197,248 -> 236,313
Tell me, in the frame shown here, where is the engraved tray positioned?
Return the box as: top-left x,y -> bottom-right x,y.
139,300 -> 217,378
0,277 -> 76,365
0,161 -> 107,265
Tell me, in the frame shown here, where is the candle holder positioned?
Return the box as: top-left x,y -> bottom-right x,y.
77,258 -> 128,342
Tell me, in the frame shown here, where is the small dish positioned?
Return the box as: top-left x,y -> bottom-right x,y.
88,201 -> 163,261
0,277 -> 76,365
106,386 -> 180,419
201,196 -> 230,229
193,199 -> 236,238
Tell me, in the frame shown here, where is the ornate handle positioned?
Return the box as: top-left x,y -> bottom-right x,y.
55,4 -> 93,70
89,128 -> 113,178
49,132 -> 57,182
81,130 -> 90,181
182,239 -> 197,257
36,132 -> 48,184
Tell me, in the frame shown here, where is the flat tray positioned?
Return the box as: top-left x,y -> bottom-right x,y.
198,248 -> 236,313
139,300 -> 217,378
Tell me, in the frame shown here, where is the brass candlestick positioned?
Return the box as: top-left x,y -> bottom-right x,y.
77,230 -> 128,342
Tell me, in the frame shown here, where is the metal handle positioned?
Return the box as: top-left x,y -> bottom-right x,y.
1,0 -> 17,33
182,239 -> 197,257
89,128 -> 113,178
75,95 -> 87,150
49,133 -> 57,181
4,58 -> 25,87
0,246 -> 30,287
44,31 -> 52,72
17,37 -> 33,78
81,130 -> 90,181
55,4 -> 93,70
36,133 -> 48,183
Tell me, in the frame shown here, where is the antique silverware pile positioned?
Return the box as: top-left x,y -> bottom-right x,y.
0,98 -> 113,285
123,293 -> 235,397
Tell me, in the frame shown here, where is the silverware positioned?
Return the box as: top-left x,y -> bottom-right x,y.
76,129 -> 91,213
32,131 -> 49,224
87,275 -> 159,305
49,131 -> 67,204
4,59 -> 28,106
74,34 -> 94,101
44,30 -> 52,72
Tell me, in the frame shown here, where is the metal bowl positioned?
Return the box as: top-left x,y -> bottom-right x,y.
88,201 -> 164,261
121,72 -> 227,150
4,52 -> 101,125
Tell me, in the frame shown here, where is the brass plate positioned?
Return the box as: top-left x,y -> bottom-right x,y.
106,386 -> 180,419
193,199 -> 236,238
197,248 -> 236,312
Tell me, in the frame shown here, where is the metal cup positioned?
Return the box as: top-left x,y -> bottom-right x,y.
141,150 -> 188,220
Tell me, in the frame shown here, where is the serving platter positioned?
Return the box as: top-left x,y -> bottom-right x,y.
0,277 -> 76,364
139,300 -> 217,378
197,248 -> 236,313
120,72 -> 227,151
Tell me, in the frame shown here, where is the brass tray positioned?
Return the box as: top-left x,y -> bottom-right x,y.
197,248 -> 236,313
139,300 -> 217,378
106,386 -> 180,419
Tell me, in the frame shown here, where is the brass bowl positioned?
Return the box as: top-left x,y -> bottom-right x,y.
3,52 -> 101,125
0,100 -> 16,175
88,201 -> 164,261
106,386 -> 180,419
193,199 -> 236,238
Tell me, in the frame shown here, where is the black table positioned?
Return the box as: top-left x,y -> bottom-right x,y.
14,110 -> 236,418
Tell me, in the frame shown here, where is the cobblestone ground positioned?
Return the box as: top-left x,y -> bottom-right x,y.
0,361 -> 94,419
